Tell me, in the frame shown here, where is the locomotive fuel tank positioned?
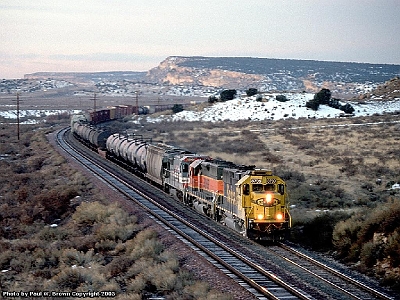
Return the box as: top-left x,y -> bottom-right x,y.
193,200 -> 207,215
224,212 -> 244,233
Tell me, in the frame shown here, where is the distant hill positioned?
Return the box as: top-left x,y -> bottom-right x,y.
145,56 -> 400,97
24,71 -> 146,83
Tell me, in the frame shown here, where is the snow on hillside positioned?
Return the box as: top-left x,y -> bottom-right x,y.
148,93 -> 400,123
1,93 -> 400,124
0,109 -> 80,124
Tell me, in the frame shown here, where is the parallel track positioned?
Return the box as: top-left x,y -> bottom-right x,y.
272,243 -> 395,300
57,128 -> 309,299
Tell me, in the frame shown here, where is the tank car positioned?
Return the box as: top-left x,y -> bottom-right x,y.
126,140 -> 148,172
106,134 -> 127,160
105,133 -> 149,173
72,121 -> 110,151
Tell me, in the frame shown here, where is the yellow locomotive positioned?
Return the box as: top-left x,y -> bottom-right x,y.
234,170 -> 291,240
186,158 -> 291,241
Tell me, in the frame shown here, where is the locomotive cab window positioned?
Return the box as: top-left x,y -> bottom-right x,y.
181,163 -> 189,174
243,184 -> 250,195
278,184 -> 285,195
253,184 -> 275,192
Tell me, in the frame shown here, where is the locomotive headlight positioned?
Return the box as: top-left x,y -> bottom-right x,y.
276,213 -> 283,220
257,214 -> 264,220
265,193 -> 272,204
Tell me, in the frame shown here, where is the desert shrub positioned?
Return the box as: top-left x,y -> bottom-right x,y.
262,149 -> 282,163
276,94 -> 288,102
360,241 -> 380,268
38,226 -> 70,241
148,263 -> 177,291
384,230 -> 400,267
292,211 -> 350,251
162,254 -> 183,272
70,235 -> 98,252
9,251 -> 35,273
48,265 -> 115,291
332,200 -> 400,290
115,293 -> 141,300
72,202 -> 138,245
219,89 -> 236,101
33,186 -> 78,223
0,250 -> 15,270
107,256 -> 134,277
246,88 -> 258,96
72,202 -> 114,226
60,248 -> 102,267
126,251 -> 180,290
95,221 -> 136,242
182,281 -> 233,300
183,281 -> 211,299
126,274 -> 147,293
277,168 -> 306,183
126,229 -> 163,260
172,104 -> 184,114
95,239 -> 118,252
127,257 -> 156,278
339,157 -> 358,176
333,214 -> 363,260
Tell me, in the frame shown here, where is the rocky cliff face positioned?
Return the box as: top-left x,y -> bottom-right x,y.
145,56 -> 400,97
145,56 -> 265,89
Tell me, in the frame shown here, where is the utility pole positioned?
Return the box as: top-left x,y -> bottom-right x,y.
135,90 -> 139,115
13,93 -> 21,141
90,92 -> 97,112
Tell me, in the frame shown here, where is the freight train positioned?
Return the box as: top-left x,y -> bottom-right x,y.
70,116 -> 291,241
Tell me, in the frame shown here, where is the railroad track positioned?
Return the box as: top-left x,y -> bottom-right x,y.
57,127 -> 396,300
270,243 -> 395,299
57,127 -> 310,300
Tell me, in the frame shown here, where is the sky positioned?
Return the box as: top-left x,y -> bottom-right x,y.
1,0 -> 399,79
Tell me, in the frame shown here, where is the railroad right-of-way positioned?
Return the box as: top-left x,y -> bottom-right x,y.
58,127 -> 396,300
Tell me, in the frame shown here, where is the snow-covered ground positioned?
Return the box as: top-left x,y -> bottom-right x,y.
148,93 -> 400,123
0,109 -> 81,124
1,93 -> 400,124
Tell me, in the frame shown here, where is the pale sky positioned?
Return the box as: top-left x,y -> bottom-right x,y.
1,0 -> 399,79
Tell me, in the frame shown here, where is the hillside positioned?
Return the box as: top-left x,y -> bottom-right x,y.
145,56 -> 400,97
357,76 -> 400,100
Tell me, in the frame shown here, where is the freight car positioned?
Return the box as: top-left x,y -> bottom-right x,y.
70,118 -> 291,241
86,105 -> 149,125
71,119 -> 111,151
